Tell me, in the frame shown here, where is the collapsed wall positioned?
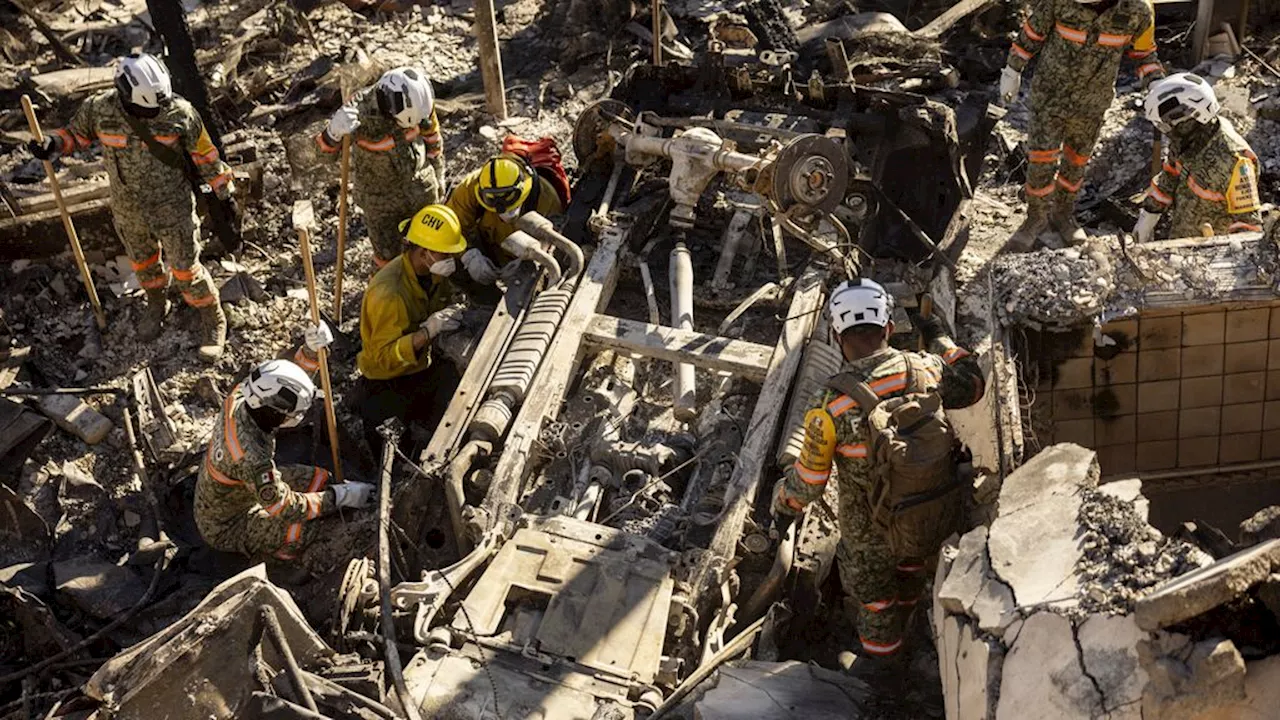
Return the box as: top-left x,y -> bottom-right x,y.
933,443 -> 1280,719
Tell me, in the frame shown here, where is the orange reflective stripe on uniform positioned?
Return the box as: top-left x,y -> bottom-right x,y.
285,522 -> 303,546
1229,222 -> 1262,233
426,147 -> 442,158
208,172 -> 232,192
1055,23 -> 1087,44
837,443 -> 868,458
1022,19 -> 1045,42
139,276 -> 168,289
171,265 -> 199,282
1063,146 -> 1089,166
868,372 -> 907,396
1056,175 -> 1084,192
793,461 -> 830,486
154,133 -> 180,146
306,467 -> 329,493
1163,161 -> 1181,176
132,251 -> 161,271
1097,32 -> 1131,47
357,135 -> 396,152
1187,176 -> 1224,202
306,495 -> 322,520
1127,47 -> 1155,59
827,394 -> 857,417
403,127 -> 420,142
863,599 -> 895,612
1146,183 -> 1172,206
191,147 -> 220,166
98,132 -> 127,148
943,346 -> 971,365
1137,63 -> 1163,78
1027,148 -> 1061,164
293,346 -> 320,373
264,496 -> 288,517
316,132 -> 340,154
204,447 -> 243,486
861,637 -> 904,656
223,393 -> 245,461
424,131 -> 442,144
53,128 -> 75,150
1011,43 -> 1033,60
1026,182 -> 1055,198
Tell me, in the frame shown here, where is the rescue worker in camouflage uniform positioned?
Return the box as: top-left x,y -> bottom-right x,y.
317,67 -> 445,269
195,359 -> 374,562
29,53 -> 232,362
999,0 -> 1166,250
1136,72 -> 1262,241
772,279 -> 985,679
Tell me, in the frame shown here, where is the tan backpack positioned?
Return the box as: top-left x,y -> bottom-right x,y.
829,352 -> 961,559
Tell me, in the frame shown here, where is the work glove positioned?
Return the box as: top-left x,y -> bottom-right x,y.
461,248 -> 500,285
1134,209 -> 1159,244
28,136 -> 58,161
331,481 -> 374,510
907,307 -> 950,345
421,305 -> 464,340
304,320 -> 334,353
770,478 -> 799,520
500,259 -> 525,284
999,66 -> 1022,106
325,105 -> 360,141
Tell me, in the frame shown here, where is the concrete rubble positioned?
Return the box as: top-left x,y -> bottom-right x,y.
935,443 -> 1280,719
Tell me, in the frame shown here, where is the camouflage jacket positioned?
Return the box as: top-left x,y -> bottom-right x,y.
1142,117 -> 1263,237
778,336 -> 985,513
316,91 -> 445,211
195,386 -> 336,548
1009,0 -> 1164,115
55,91 -> 233,212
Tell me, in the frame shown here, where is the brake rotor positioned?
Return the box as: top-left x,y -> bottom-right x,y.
572,99 -> 636,164
333,556 -> 375,648
770,134 -> 849,214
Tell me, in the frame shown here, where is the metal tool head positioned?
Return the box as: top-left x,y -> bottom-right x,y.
292,200 -> 315,232
770,134 -> 849,214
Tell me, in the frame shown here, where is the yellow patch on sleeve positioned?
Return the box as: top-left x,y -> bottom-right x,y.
1226,154 -> 1261,214
1131,15 -> 1157,52
798,408 -> 837,471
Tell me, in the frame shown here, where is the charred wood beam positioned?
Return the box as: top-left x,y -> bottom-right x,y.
145,0 -> 223,151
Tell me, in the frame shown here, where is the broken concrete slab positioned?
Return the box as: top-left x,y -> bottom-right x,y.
37,392 -> 113,444
1078,614 -> 1147,716
956,621 -> 1002,720
996,443 -> 1099,516
1099,478 -> 1148,523
1239,506 -> 1280,547
53,559 -> 146,619
941,614 -> 962,720
1142,638 -> 1246,719
1134,539 -> 1280,631
972,574 -> 1017,636
938,527 -> 988,615
693,660 -> 872,719
85,564 -> 334,720
995,612 -> 1103,720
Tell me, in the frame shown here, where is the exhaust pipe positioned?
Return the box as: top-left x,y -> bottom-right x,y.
516,212 -> 584,281
669,243 -> 696,422
501,230 -> 562,286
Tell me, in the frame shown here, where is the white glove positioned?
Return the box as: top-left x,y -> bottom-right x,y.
326,105 -> 360,140
461,248 -> 500,285
1134,209 -> 1159,244
421,305 -> 464,340
304,321 -> 333,353
999,66 -> 1022,106
331,481 -> 374,509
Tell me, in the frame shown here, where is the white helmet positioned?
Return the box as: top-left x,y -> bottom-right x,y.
241,360 -> 317,428
114,53 -> 173,110
1145,72 -> 1219,134
829,278 -> 893,334
376,67 -> 434,128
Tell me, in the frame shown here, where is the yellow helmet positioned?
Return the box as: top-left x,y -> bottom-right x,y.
475,155 -> 533,213
400,204 -> 466,254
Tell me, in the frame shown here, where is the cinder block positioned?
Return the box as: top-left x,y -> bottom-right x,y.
1269,339 -> 1280,370
1138,348 -> 1181,382
1265,401 -> 1280,431
1226,307 -> 1271,343
1220,432 -> 1262,464
1093,383 -> 1136,418
1096,415 -> 1137,446
1221,402 -> 1264,434
1055,418 -> 1095,446
1268,371 -> 1280,401
1179,407 -> 1221,438
1181,376 -> 1223,409
1139,315 -> 1182,350
1181,345 -> 1225,378
1225,341 -> 1268,374
1135,412 -> 1177,442
1137,440 -> 1179,471
1182,311 -> 1226,347
1095,352 -> 1136,386
1263,430 -> 1280,460
1178,437 -> 1219,468
1097,443 -> 1136,476
1053,357 -> 1095,390
1053,388 -> 1094,420
1138,380 -> 1181,413
1223,372 -> 1266,405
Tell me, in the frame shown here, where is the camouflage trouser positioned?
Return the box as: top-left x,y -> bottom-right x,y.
356,175 -> 441,269
1025,104 -> 1107,212
113,199 -> 218,308
837,480 -> 930,657
226,464 -> 330,561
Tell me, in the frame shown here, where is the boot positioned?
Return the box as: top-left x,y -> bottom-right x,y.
197,302 -> 227,363
1050,193 -> 1088,246
837,649 -> 905,687
1006,201 -> 1049,253
136,288 -> 170,342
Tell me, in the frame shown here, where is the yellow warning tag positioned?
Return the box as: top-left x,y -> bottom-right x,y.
798,408 -> 837,471
1226,154 -> 1261,214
